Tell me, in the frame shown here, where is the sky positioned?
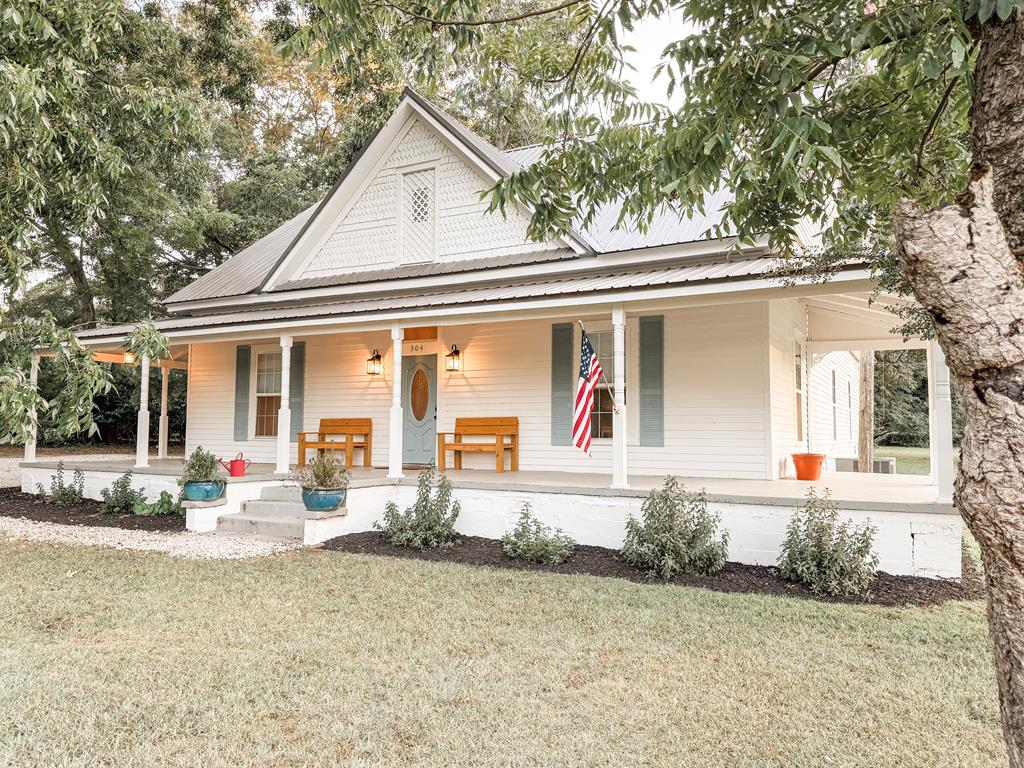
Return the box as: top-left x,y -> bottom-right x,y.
619,10 -> 692,107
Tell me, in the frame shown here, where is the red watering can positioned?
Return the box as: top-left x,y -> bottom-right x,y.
218,452 -> 251,478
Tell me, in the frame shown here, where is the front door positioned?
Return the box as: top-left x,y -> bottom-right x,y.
402,354 -> 437,465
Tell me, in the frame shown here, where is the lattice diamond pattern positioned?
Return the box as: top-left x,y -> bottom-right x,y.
402,169 -> 434,263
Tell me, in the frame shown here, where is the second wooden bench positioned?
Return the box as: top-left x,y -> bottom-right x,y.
437,417 -> 519,473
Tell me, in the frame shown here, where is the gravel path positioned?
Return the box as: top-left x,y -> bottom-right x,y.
0,517 -> 296,559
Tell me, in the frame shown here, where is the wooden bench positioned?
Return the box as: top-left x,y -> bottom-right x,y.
437,417 -> 519,473
298,418 -> 373,468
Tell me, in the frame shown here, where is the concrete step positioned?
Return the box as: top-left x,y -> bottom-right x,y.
216,512 -> 306,540
242,498 -> 347,520
242,499 -> 308,517
260,485 -> 303,503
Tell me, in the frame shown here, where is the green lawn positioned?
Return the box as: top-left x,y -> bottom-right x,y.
0,541 -> 1005,767
874,445 -> 932,475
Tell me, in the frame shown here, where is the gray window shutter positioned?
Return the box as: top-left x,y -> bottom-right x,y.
289,342 -> 305,440
551,323 -> 573,445
639,315 -> 664,447
233,345 -> 251,442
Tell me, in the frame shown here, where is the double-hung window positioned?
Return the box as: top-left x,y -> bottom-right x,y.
588,330 -> 615,439
254,351 -> 282,438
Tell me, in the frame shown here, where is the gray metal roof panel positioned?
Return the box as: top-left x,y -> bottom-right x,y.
276,248 -> 577,292
164,203 -> 318,304
80,256 -> 785,340
166,93 -> 737,306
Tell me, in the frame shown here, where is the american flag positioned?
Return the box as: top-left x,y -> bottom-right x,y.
573,329 -> 604,454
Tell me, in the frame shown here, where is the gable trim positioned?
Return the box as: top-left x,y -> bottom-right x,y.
260,89 -> 590,292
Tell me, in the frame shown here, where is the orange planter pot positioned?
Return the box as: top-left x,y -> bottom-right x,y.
792,453 -> 826,481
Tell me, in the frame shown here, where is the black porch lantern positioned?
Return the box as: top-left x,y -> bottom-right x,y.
445,344 -> 461,372
366,349 -> 382,376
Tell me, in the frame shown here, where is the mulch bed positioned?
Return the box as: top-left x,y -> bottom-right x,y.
323,531 -> 985,607
0,488 -> 186,532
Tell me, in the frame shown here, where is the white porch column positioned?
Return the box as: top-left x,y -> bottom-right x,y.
135,355 -> 151,468
276,335 -> 293,474
611,305 -> 628,489
388,322 -> 404,478
928,340 -> 955,503
157,365 -> 170,459
24,353 -> 40,463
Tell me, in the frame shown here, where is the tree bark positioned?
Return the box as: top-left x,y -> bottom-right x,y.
857,352 -> 874,472
895,15 -> 1024,764
44,216 -> 96,328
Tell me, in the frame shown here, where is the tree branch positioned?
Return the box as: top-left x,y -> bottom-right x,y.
378,0 -> 586,27
915,71 -> 962,177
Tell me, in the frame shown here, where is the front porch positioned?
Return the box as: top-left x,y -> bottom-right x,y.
20,457 -> 960,577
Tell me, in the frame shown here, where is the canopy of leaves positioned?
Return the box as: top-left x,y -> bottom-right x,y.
300,0 -> 1024,295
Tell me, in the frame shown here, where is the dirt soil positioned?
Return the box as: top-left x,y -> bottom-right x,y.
0,488 -> 186,532
323,531 -> 984,607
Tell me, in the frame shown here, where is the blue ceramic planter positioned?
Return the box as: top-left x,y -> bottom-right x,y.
183,481 -> 225,502
302,488 -> 347,512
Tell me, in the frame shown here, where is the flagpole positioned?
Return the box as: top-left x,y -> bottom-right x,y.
577,320 -> 620,414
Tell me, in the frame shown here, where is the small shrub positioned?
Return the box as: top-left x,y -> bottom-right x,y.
178,446 -> 222,486
295,453 -> 349,489
100,472 -> 146,515
36,461 -> 84,507
375,463 -> 460,548
622,477 -> 729,578
132,491 -> 182,517
778,489 -> 879,597
502,504 -> 576,565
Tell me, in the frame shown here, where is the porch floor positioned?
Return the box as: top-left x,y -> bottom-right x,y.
20,458 -> 953,514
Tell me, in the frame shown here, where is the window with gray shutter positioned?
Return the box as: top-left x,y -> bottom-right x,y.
638,315 -> 664,447
550,323 -> 573,445
289,342 -> 305,440
233,345 -> 251,442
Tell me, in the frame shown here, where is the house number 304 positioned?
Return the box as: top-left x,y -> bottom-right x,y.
408,343 -> 426,352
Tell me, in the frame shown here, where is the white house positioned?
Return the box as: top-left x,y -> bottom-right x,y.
20,90 -> 960,576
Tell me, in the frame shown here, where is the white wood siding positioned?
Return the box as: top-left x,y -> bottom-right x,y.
295,117 -> 561,280
186,334 -> 394,465
808,350 -> 860,464
185,304 -> 771,479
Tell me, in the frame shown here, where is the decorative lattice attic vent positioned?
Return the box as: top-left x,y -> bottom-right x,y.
402,168 -> 434,263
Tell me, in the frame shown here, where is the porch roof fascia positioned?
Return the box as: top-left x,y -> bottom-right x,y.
165,236 -> 765,316
76,266 -> 877,348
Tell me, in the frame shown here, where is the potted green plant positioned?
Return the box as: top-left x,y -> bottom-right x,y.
295,454 -> 350,512
178,446 -> 226,501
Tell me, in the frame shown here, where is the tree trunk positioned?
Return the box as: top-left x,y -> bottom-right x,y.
894,18 -> 1024,761
894,14 -> 1024,765
857,352 -> 874,472
44,215 -> 96,328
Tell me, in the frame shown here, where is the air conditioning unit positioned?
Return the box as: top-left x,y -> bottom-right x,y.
834,457 -> 896,474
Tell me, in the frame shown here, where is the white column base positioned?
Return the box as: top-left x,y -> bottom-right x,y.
275,407 -> 291,474
611,405 -> 628,490
135,410 -> 150,468
388,405 -> 404,478
928,341 -> 954,504
157,414 -> 169,460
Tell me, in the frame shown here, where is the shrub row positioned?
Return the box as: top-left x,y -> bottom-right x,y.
376,466 -> 879,597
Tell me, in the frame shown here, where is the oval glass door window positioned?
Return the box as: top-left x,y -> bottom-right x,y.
410,368 -> 429,421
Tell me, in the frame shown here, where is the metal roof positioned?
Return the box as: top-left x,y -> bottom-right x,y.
276,248 -> 577,292
166,91 -> 738,306
80,256 -> 799,342
164,203 -> 318,304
